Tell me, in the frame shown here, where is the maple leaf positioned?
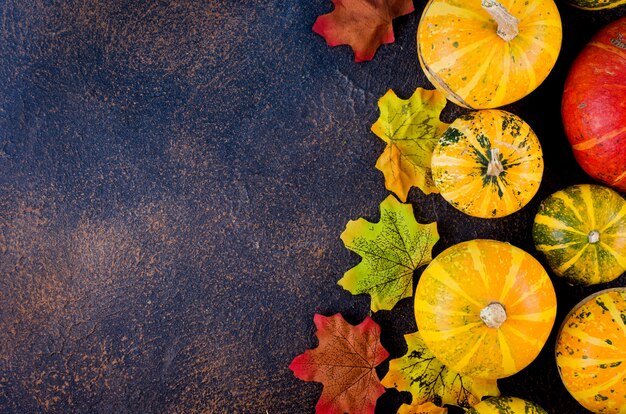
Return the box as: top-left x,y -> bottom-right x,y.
339,195 -> 438,312
372,88 -> 449,201
289,313 -> 389,414
312,0 -> 415,62
381,332 -> 500,409
398,401 -> 448,414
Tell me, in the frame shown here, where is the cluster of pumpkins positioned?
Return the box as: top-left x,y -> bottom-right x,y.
412,0 -> 625,412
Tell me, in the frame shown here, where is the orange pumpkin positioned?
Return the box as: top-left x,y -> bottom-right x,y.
417,0 -> 562,109
414,239 -> 557,379
555,288 -> 626,413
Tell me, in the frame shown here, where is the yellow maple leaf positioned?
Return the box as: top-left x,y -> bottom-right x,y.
372,88 -> 448,201
382,331 -> 500,409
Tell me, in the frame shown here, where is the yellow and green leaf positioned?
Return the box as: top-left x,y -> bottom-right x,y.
339,195 -> 438,312
372,88 -> 449,201
381,332 -> 500,409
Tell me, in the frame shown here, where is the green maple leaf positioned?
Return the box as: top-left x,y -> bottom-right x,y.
372,88 -> 449,202
339,195 -> 438,312
381,332 -> 500,409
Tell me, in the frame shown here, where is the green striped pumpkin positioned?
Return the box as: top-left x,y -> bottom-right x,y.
431,110 -> 544,219
555,288 -> 626,413
567,0 -> 626,10
533,184 -> 626,285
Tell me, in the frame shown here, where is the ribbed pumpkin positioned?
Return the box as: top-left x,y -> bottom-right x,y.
466,396 -> 547,414
414,239 -> 557,379
555,288 -> 626,413
533,184 -> 626,286
562,17 -> 626,191
417,0 -> 562,109
431,110 -> 544,219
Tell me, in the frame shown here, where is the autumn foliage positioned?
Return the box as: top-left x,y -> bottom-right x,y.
289,314 -> 389,414
313,0 -> 415,62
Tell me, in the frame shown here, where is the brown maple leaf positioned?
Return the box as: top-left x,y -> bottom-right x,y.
313,0 -> 415,62
289,313 -> 389,414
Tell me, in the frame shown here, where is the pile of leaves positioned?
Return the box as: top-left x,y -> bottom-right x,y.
292,2 -> 501,413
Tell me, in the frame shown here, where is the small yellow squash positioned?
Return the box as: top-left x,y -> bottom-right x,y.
556,288 -> 626,413
417,0 -> 562,108
431,110 -> 543,218
414,239 -> 557,379
466,396 -> 547,413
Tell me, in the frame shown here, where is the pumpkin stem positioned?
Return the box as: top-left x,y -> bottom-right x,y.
588,230 -> 600,244
481,0 -> 519,42
486,147 -> 505,176
480,302 -> 507,328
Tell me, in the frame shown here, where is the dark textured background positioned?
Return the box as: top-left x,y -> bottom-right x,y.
0,0 -> 624,413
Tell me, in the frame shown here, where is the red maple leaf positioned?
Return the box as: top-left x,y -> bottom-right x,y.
289,313 -> 389,414
312,0 -> 415,62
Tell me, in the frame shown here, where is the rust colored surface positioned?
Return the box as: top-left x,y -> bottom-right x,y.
0,1 -> 624,413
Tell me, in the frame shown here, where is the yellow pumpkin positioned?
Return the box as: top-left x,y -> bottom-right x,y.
417,0 -> 562,109
466,397 -> 547,413
431,110 -> 543,218
414,239 -> 557,379
555,288 -> 626,413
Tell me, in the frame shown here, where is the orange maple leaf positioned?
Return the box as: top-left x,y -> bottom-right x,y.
289,313 -> 389,414
313,0 -> 415,62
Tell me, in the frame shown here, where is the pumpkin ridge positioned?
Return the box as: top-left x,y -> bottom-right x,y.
429,37 -> 493,73
534,215 -> 586,235
453,330 -> 490,373
515,0 -> 541,20
457,47 -> 500,102
499,323 -> 543,349
576,369 -> 626,400
496,329 -> 517,374
552,192 -> 585,223
492,46 -> 511,105
424,1 -> 489,21
527,34 -> 560,60
590,40 -> 626,61
534,241 -> 582,251
509,40 -> 537,95
413,299 -> 476,317
507,307 -> 557,323
498,246 -> 525,303
521,19 -> 562,29
424,261 -> 484,308
615,169 -> 626,187
581,184 -> 598,229
506,277 -> 550,308
557,355 -> 625,370
602,203 -> 626,231
468,241 -> 490,289
418,51 -> 472,108
573,125 -> 626,151
604,295 -> 626,337
555,243 -> 589,274
420,322 -> 485,342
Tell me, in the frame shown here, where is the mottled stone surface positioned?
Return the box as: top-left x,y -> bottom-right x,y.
0,1 -> 624,413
